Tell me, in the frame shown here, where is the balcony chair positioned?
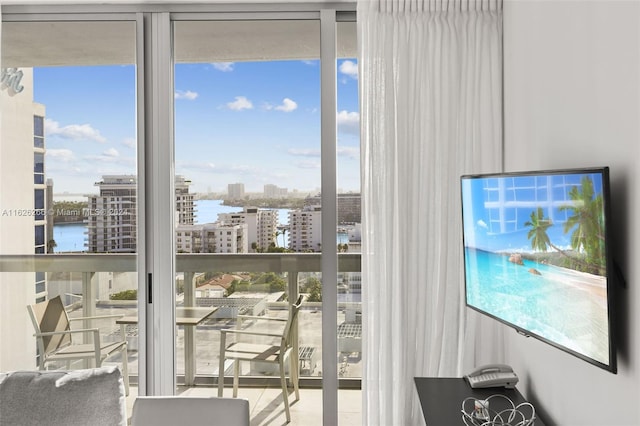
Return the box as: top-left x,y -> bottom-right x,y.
218,294 -> 305,423
26,295 -> 130,395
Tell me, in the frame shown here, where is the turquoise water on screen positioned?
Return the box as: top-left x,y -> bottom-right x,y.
465,247 -> 610,365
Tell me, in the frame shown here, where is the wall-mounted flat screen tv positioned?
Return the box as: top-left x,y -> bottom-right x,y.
461,167 -> 616,373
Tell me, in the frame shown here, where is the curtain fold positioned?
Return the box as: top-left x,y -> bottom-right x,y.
358,0 -> 504,424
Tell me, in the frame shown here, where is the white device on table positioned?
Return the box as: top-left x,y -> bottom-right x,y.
464,364 -> 519,389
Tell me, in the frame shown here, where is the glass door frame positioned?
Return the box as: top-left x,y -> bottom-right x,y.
168,11 -> 341,423
2,4 -> 355,424
1,6 -> 148,388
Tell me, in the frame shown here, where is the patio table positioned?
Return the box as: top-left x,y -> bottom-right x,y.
117,306 -> 218,386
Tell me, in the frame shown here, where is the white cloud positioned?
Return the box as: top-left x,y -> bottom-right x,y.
339,60 -> 358,79
338,146 -> 359,159
84,150 -> 134,167
213,62 -> 234,72
177,161 -> 257,176
230,165 -> 254,173
175,90 -> 199,100
477,220 -> 488,229
302,60 -> 318,66
337,110 -> 360,135
227,96 -> 254,111
122,137 -> 136,149
103,148 -> 119,157
45,149 -> 75,162
296,160 -> 321,169
275,98 -> 298,112
288,148 -> 320,157
45,118 -> 107,143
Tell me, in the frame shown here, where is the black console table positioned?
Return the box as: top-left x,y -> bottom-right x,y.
414,377 -> 546,425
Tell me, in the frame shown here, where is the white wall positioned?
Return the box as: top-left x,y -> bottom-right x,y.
0,68 -> 38,370
504,1 -> 640,424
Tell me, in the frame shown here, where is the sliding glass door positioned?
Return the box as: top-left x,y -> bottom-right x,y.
171,13 -> 327,412
0,5 -> 359,425
0,16 -> 140,378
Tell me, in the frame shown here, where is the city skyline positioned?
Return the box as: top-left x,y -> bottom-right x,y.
37,59 -> 360,195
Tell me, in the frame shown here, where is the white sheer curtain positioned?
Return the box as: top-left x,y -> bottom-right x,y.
359,1 -> 503,424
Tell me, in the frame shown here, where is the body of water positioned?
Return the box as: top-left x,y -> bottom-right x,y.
53,222 -> 86,252
465,247 -> 609,364
53,200 -> 291,252
195,199 -> 290,226
53,199 -> 349,252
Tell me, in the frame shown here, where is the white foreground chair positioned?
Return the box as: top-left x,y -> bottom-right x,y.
131,396 -> 250,426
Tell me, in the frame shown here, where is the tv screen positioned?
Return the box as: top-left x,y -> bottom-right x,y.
461,167 -> 616,373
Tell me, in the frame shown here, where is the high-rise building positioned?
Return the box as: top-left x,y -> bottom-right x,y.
0,67 -> 48,370
288,206 -> 322,252
264,184 -> 288,198
305,193 -> 361,224
227,182 -> 245,200
218,207 -> 277,252
175,175 -> 195,225
45,179 -> 54,252
86,175 -> 137,253
87,174 -> 194,252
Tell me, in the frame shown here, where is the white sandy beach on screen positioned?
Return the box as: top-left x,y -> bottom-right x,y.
548,264 -> 608,302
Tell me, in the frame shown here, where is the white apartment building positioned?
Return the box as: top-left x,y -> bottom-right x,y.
87,174 -> 194,252
0,67 -> 48,370
176,222 -> 248,253
86,175 -> 137,253
218,207 -> 277,252
306,193 -> 361,224
211,223 -> 249,253
175,175 -> 194,225
264,184 -> 288,198
227,182 -> 245,200
288,205 -> 322,252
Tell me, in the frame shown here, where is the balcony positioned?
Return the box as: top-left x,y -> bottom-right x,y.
0,253 -> 362,424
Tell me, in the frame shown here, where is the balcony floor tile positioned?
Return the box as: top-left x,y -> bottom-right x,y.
126,385 -> 361,426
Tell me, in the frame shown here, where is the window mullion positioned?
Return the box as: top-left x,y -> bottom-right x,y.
320,8 -> 338,426
141,11 -> 176,396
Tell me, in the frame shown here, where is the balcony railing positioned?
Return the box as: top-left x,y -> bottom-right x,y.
0,253 -> 362,387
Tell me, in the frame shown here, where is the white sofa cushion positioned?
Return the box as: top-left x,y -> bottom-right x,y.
0,366 -> 126,426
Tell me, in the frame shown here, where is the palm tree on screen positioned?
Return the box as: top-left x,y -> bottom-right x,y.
558,176 -> 606,271
524,207 -> 580,262
525,201 -> 605,275
524,207 -> 552,252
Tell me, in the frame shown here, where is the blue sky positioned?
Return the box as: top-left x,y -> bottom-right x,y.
37,59 -> 359,195
461,172 -> 605,253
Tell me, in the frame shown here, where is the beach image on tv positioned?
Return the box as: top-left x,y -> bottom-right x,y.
462,171 -> 610,366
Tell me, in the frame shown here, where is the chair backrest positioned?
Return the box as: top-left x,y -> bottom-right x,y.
131,396 -> 250,426
27,295 -> 72,354
282,294 -> 305,350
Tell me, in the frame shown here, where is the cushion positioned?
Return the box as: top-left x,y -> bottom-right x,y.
0,366 -> 126,426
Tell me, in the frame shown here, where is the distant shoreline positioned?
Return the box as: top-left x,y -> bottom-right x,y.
467,246 -> 609,303
54,221 -> 85,225
489,247 -> 606,277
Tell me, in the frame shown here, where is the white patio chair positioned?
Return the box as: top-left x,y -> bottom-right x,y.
218,294 -> 305,423
26,295 -> 130,395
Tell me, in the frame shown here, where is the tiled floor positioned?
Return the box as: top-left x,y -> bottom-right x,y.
126,386 -> 362,426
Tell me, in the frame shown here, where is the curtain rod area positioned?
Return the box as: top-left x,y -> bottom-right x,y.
2,2 -> 357,16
